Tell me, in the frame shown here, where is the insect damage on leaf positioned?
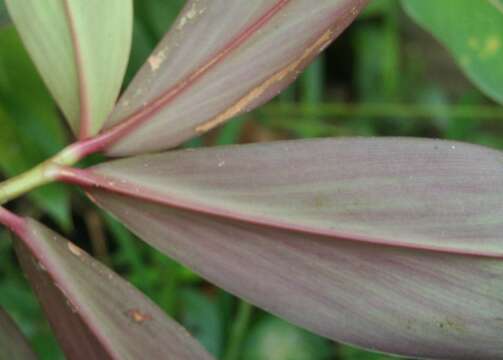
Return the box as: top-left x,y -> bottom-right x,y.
126,309 -> 153,324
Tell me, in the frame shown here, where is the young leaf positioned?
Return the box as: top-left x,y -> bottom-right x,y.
0,307 -> 37,360
102,0 -> 369,156
6,0 -> 133,138
402,0 -> 503,105
66,138 -> 503,359
11,217 -> 213,360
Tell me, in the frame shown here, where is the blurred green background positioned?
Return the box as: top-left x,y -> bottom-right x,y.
1,0 -> 502,359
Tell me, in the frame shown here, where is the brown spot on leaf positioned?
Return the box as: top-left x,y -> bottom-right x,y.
67,242 -> 82,257
126,309 -> 152,324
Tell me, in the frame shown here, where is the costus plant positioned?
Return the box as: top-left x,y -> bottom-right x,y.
0,0 -> 502,359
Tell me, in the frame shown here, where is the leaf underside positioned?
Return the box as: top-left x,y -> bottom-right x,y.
6,0 -> 133,137
14,218 -> 213,360
103,0 -> 369,156
76,137 -> 503,359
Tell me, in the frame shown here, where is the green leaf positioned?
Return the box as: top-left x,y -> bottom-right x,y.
6,0 -> 133,137
243,317 -> 333,360
0,27 -> 71,229
338,345 -> 398,360
178,289 -> 223,357
402,0 -> 503,104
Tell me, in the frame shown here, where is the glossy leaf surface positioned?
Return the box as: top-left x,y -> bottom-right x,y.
402,0 -> 503,104
0,307 -> 36,360
13,218 -> 213,360
103,0 -> 369,156
6,0 -> 133,137
78,138 -> 503,359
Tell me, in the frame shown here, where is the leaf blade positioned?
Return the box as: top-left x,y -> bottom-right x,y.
13,218 -> 213,360
102,0 -> 369,156
89,188 -> 503,359
6,0 -> 133,137
75,137 -> 503,358
80,138 -> 503,257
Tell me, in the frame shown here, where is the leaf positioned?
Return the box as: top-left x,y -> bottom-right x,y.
11,217 -> 213,360
6,0 -> 133,138
70,138 -> 503,358
402,0 -> 503,105
0,307 -> 37,360
102,0 -> 369,156
0,27 -> 71,229
178,289 -> 224,357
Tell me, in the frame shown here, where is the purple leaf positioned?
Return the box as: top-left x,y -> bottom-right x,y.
65,137 -> 503,358
12,217 -> 213,360
0,307 -> 36,360
100,0 -> 369,156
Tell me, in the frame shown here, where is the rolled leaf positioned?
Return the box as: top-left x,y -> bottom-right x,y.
72,138 -> 503,358
6,0 -> 133,138
12,217 -> 213,360
0,307 -> 36,360
103,0 -> 369,156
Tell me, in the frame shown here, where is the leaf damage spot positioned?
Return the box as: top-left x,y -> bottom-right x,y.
67,242 -> 82,257
483,35 -> 501,58
467,35 -> 501,59
438,317 -> 465,333
126,309 -> 152,324
148,49 -> 167,71
176,2 -> 206,30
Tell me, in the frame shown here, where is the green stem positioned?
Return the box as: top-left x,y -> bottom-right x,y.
0,144 -> 82,205
224,301 -> 253,360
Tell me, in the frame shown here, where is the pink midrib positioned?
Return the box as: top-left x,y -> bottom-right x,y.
57,167 -> 503,260
79,0 -> 292,154
62,0 -> 93,140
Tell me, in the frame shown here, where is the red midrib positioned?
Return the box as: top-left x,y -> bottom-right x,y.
57,167 -> 503,260
92,0 -> 292,151
62,0 -> 92,140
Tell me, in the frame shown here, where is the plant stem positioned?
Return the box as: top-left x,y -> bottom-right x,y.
223,300 -> 253,360
0,144 -> 82,206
